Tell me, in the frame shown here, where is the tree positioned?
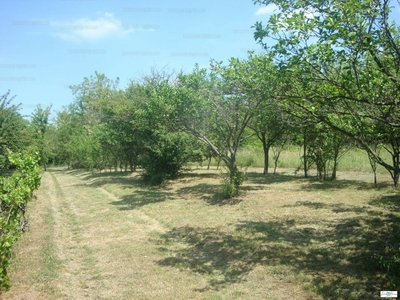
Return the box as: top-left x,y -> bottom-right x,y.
136,72 -> 204,184
229,53 -> 292,175
31,104 -> 52,170
54,105 -> 86,168
253,0 -> 400,186
0,91 -> 31,171
173,61 -> 264,197
63,72 -> 144,171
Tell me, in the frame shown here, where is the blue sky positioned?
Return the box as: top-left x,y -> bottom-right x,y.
1,0 -> 399,120
0,0 -> 274,119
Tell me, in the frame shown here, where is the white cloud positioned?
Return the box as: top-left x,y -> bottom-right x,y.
254,4 -> 278,16
52,13 -> 138,42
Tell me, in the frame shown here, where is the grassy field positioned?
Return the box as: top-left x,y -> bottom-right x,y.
233,146 -> 393,174
2,162 -> 399,299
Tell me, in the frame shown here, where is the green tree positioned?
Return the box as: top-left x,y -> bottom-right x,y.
253,0 -> 400,186
31,104 -> 52,170
54,105 -> 85,168
217,53 -> 292,175
173,62 -> 264,197
0,91 -> 31,171
136,71 -> 204,184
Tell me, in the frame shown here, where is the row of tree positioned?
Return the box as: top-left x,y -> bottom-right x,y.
253,0 -> 400,185
36,0 -> 400,195
0,91 -> 51,173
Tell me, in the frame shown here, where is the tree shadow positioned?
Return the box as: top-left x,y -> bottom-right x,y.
176,183 -> 242,206
155,203 -> 400,298
62,169 -> 174,209
246,171 -> 302,185
283,200 -> 371,214
178,171 -> 221,180
369,193 -> 400,212
109,189 -> 172,210
299,179 -> 392,191
245,171 -> 391,193
66,169 -> 144,190
283,200 -> 328,209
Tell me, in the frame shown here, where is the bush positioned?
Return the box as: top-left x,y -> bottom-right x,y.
221,167 -> 247,198
0,149 -> 41,291
141,132 -> 201,185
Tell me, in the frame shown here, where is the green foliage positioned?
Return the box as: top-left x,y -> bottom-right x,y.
0,91 -> 31,172
221,167 -> 247,198
252,0 -> 400,186
372,248 -> 400,288
141,132 -> 201,185
0,149 -> 41,291
30,104 -> 52,170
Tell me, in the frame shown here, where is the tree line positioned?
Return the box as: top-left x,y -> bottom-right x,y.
45,0 -> 399,194
1,0 -> 399,291
18,0 -> 400,196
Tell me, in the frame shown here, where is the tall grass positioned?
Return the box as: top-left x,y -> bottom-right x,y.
232,146 -> 392,174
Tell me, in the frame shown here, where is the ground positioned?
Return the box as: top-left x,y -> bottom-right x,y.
1,167 -> 398,299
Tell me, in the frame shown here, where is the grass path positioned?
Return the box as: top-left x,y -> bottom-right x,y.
2,167 -> 398,299
4,170 -> 191,299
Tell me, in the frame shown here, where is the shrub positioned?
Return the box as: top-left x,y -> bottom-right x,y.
0,149 -> 41,291
141,132 -> 201,185
221,167 -> 247,198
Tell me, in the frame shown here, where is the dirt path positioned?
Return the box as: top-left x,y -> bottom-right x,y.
2,170 -> 185,300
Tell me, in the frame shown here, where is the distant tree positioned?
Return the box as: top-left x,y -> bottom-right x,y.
31,104 -> 52,170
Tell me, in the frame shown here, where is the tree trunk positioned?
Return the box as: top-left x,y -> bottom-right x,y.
129,159 -> 133,172
393,170 -> 399,188
261,134 -> 270,175
391,150 -> 399,188
331,160 -> 337,181
263,145 -> 270,175
331,148 -> 339,181
303,130 -> 308,178
273,148 -> 282,175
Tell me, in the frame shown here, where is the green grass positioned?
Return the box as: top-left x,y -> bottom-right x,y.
33,180 -> 60,284
70,167 -> 398,299
5,165 -> 399,299
231,146 -> 393,175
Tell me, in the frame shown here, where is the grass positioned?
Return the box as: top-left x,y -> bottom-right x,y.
3,160 -> 399,299
232,146 -> 393,175
77,168 -> 399,298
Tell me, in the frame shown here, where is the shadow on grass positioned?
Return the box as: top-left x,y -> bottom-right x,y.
156,203 -> 400,299
369,194 -> 400,212
299,179 -> 392,191
284,200 -> 371,214
109,189 -> 172,210
60,169 -> 173,209
245,172 -> 391,194
178,171 -> 222,180
246,171 -> 301,185
175,171 -> 301,204
64,169 -> 144,190
177,183 -> 242,206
